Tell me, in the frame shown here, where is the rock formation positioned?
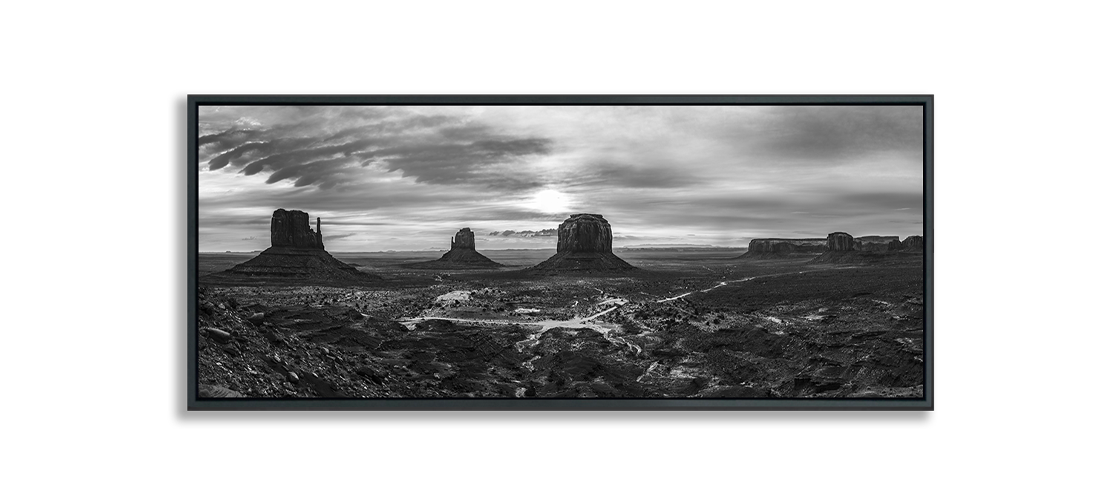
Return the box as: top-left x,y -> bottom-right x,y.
888,235 -> 925,252
557,213 -> 613,252
450,227 -> 475,250
403,227 -> 503,269
270,209 -> 324,249
826,232 -> 858,252
738,238 -> 826,259
208,209 -> 379,284
812,231 -> 924,264
856,235 -> 900,252
528,214 -> 636,273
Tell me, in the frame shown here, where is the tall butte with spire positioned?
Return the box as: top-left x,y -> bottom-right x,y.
211,209 -> 379,283
403,227 -> 503,269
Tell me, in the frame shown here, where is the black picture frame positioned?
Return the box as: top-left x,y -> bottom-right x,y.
187,94 -> 933,411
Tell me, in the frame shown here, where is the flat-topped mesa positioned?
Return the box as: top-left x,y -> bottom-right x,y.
812,231 -> 925,265
270,209 -> 323,250
739,238 -> 827,258
557,213 -> 613,253
826,232 -> 857,252
450,227 -> 476,251
856,235 -> 900,252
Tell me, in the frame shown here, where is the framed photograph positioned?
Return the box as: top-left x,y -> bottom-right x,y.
188,95 -> 933,410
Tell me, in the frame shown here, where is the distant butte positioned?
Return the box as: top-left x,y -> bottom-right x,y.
889,235 -> 925,252
810,231 -> 924,264
209,209 -> 380,284
403,228 -> 503,269
737,238 -> 826,259
528,214 -> 636,274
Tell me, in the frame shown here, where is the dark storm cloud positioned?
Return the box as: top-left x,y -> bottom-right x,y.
199,110 -> 553,191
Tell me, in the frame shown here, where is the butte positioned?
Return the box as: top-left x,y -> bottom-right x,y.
403,228 -> 503,269
207,208 -> 380,284
527,213 -> 636,274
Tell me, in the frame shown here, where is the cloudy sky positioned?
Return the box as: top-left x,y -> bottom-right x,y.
198,105 -> 923,252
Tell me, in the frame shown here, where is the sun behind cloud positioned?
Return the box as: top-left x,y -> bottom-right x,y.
528,189 -> 571,214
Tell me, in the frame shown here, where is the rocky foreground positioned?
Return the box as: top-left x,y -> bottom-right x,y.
197,263 -> 924,399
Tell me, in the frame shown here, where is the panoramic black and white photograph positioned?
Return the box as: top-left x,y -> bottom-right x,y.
194,103 -> 927,401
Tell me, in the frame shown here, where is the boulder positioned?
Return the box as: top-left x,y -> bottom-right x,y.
203,327 -> 233,344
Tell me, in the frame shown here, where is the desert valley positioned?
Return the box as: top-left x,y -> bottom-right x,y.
197,209 -> 925,400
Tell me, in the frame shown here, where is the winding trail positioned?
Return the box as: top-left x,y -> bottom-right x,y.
396,271 -> 810,362
656,277 -> 756,303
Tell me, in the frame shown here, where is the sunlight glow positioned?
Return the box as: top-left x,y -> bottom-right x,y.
528,189 -> 571,214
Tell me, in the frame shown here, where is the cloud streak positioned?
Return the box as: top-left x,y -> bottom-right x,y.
199,108 -> 553,191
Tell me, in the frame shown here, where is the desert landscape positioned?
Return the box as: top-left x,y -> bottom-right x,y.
194,104 -> 926,401
197,209 -> 924,399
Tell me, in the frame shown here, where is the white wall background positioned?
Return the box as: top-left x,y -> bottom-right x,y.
2,1 -> 1112,502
